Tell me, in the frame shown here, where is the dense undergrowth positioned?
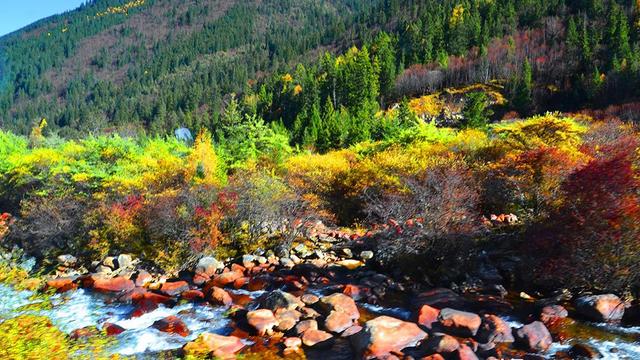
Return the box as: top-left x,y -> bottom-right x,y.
1,110 -> 639,294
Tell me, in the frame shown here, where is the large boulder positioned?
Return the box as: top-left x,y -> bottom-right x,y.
295,320 -> 318,335
247,309 -> 278,335
325,310 -> 355,333
320,293 -> 360,320
352,316 -> 427,358
90,276 -> 134,293
159,281 -> 189,297
475,314 -> 514,344
275,309 -> 302,332
152,316 -> 190,337
539,305 -> 568,326
437,308 -> 482,337
302,329 -> 333,347
261,290 -> 304,311
183,333 -> 245,358
515,321 -> 552,352
575,294 -> 625,322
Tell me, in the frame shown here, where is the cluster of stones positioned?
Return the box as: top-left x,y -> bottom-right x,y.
43,223 -> 631,359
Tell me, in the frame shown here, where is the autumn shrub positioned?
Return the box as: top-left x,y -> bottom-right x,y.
285,149 -> 357,223
481,146 -> 584,218
7,195 -> 93,261
224,170 -> 311,255
87,186 -> 230,272
364,162 -> 483,277
491,113 -> 587,152
526,137 -> 640,292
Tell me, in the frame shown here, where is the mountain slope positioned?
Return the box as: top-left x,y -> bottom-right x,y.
0,0 -> 389,135
2,0 -> 640,139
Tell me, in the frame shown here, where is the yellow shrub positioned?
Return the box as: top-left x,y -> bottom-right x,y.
492,113 -> 587,152
186,130 -> 224,187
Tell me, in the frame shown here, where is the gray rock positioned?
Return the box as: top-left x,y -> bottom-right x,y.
360,251 -> 374,261
195,256 -> 224,276
262,290 -> 304,311
57,254 -> 77,267
279,258 -> 295,268
116,254 -> 133,269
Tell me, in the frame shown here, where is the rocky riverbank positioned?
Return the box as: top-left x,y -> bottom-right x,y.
15,225 -> 637,359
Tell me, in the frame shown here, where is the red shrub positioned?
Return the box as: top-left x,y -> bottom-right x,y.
528,138 -> 640,291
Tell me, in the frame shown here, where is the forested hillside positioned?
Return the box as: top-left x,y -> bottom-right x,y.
3,0 -> 640,140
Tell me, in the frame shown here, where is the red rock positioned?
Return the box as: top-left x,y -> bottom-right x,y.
476,314 -> 514,344
248,277 -> 269,291
275,309 -> 301,331
575,294 -> 625,322
302,329 -> 333,347
152,315 -> 190,337
295,320 -> 318,335
325,310 -> 355,333
181,289 -> 205,301
301,294 -> 319,305
131,288 -> 172,304
540,305 -> 568,326
342,325 -> 363,337
92,276 -> 134,293
103,322 -> 126,336
183,333 -> 245,357
159,281 -> 189,296
437,308 -> 482,337
46,278 -> 77,293
247,309 -> 278,335
320,293 -> 360,320
211,271 -> 243,288
208,286 -> 233,306
131,299 -> 159,317
231,263 -> 247,273
455,344 -> 479,360
233,277 -> 249,289
193,273 -> 210,286
352,316 -> 427,358
418,304 -> 440,329
515,321 -> 552,352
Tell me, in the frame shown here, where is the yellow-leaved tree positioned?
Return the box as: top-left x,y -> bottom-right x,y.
186,129 -> 225,187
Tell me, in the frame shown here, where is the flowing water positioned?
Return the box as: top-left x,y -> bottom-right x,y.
2,283 -> 640,358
